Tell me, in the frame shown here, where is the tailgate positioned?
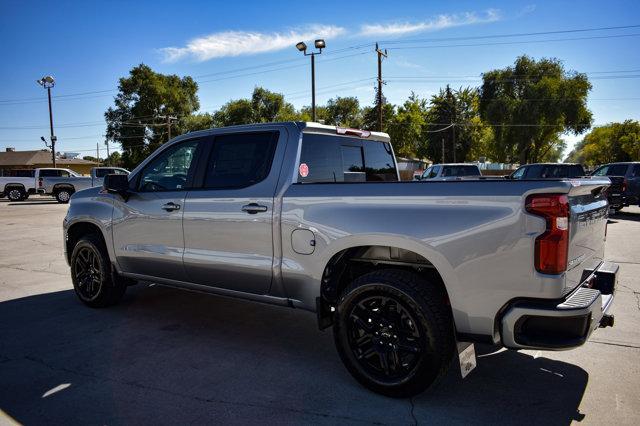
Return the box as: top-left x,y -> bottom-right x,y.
565,178 -> 611,291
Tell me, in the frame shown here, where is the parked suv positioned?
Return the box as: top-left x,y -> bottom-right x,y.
63,122 -> 616,397
418,163 -> 481,180
591,162 -> 640,211
509,163 -> 585,180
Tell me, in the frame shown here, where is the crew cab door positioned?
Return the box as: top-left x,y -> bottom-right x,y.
112,138 -> 204,282
182,129 -> 285,294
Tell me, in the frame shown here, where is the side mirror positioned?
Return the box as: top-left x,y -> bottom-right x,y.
103,174 -> 129,195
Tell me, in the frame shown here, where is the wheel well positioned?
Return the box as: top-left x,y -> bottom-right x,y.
66,222 -> 105,263
4,184 -> 26,192
317,246 -> 450,329
54,184 -> 75,193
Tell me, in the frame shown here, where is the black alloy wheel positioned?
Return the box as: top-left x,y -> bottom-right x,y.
73,246 -> 103,302
333,269 -> 454,397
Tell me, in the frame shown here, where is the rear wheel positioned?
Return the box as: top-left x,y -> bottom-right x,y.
55,188 -> 72,203
7,188 -> 26,201
70,234 -> 126,308
333,269 -> 455,398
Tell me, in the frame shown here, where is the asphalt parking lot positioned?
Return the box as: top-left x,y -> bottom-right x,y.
0,197 -> 638,425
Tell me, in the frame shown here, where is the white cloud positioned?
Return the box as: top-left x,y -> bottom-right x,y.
160,25 -> 345,62
360,9 -> 502,37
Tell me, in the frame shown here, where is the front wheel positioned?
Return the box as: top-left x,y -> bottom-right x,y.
333,269 -> 455,398
70,234 -> 126,308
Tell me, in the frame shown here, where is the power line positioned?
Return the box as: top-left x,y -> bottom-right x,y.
378,23 -> 640,44
384,32 -> 640,50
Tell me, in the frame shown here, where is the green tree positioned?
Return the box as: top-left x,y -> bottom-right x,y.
362,89 -> 396,132
178,113 -> 214,133
565,120 -> 640,165
324,96 -> 362,127
387,93 -> 427,158
104,151 -> 123,167
105,64 -> 200,169
424,86 -> 485,162
479,55 -> 592,164
212,87 -> 300,126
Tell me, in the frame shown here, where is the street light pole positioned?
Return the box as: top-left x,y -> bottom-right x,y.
296,39 -> 325,122
311,53 -> 316,122
37,76 -> 56,167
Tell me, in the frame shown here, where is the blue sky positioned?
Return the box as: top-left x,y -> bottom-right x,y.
1,0 -> 639,157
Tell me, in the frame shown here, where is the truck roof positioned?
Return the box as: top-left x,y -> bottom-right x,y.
181,121 -> 391,144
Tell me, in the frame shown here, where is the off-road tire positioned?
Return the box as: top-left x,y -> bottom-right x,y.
333,269 -> 455,398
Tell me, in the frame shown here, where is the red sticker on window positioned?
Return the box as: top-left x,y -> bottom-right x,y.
299,163 -> 309,178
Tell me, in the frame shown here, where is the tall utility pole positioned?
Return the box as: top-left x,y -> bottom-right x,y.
96,143 -> 100,165
37,76 -> 57,167
159,115 -> 178,142
105,140 -> 110,165
375,43 -> 388,132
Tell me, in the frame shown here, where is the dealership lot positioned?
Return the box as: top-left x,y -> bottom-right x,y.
0,198 -> 639,425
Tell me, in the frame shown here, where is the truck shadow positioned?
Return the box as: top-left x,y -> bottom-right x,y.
0,285 -> 588,425
0,197 -> 59,206
609,210 -> 640,222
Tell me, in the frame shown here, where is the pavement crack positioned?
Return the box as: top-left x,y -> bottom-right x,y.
590,340 -> 640,349
409,397 -> 418,425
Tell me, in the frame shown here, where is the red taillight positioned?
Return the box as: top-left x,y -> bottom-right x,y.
622,179 -> 627,192
525,194 -> 570,275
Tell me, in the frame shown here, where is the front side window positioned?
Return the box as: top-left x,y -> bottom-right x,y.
203,132 -> 278,189
592,165 -> 608,176
429,166 -> 441,178
138,140 -> 199,192
511,167 -> 526,180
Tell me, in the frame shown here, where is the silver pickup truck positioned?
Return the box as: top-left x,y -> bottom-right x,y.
63,122 -> 617,397
39,166 -> 129,203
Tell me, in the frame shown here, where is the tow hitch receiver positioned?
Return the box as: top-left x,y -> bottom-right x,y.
600,314 -> 614,328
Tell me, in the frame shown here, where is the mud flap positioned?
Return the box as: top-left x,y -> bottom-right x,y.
457,342 -> 477,378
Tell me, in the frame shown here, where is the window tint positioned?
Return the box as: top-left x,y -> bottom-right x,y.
363,140 -> 397,181
94,168 -> 110,178
608,164 -> 628,176
203,132 -> 278,189
633,164 -> 640,177
39,169 -> 60,177
568,165 -> 585,177
114,168 -> 129,175
442,165 -> 479,177
511,167 -> 526,180
138,140 -> 199,192
422,166 -> 432,179
592,165 -> 608,176
429,166 -> 441,178
341,145 -> 365,182
8,169 -> 35,177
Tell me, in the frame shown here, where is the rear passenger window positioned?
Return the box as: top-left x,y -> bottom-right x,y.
633,165 -> 640,177
203,132 -> 278,189
608,164 -> 628,176
298,133 -> 398,183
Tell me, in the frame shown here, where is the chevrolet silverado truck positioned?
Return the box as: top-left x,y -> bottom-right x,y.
63,122 -> 617,397
0,169 -> 37,201
39,166 -> 129,203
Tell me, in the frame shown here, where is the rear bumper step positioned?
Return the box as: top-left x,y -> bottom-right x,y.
500,261 -> 618,350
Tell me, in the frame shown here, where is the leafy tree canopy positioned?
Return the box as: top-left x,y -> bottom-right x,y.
105,64 -> 200,169
565,120 -> 640,165
479,55 -> 592,163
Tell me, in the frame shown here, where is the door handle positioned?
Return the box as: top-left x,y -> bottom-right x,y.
242,203 -> 268,214
162,202 -> 181,212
